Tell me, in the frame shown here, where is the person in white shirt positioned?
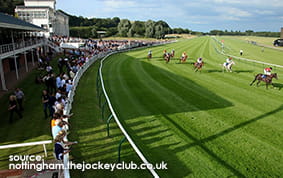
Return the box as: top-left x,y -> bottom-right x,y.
56,75 -> 62,89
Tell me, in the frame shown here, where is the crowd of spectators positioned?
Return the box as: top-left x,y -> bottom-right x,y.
48,35 -> 85,46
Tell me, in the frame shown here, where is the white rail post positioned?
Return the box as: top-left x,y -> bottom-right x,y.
43,144 -> 47,157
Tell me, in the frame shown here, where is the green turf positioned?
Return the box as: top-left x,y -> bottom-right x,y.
70,36 -> 283,177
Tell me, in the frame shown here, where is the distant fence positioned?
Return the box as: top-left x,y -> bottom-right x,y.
212,36 -> 283,69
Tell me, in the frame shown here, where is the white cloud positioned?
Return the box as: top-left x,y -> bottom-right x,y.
103,0 -> 136,9
254,10 -> 274,15
221,7 -> 252,17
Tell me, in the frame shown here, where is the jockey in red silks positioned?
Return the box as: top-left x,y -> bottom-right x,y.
263,67 -> 272,78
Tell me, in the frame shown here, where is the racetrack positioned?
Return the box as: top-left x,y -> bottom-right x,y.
71,36 -> 283,177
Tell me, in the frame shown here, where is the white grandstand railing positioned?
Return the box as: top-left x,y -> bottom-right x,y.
212,36 -> 283,69
62,52 -> 105,178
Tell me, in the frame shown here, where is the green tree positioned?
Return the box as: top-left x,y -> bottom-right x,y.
145,20 -> 155,38
127,21 -> 145,37
117,19 -> 131,37
154,24 -> 164,39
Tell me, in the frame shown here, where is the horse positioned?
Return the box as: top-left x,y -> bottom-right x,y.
170,50 -> 175,58
164,53 -> 171,63
223,61 -> 235,72
147,53 -> 152,59
180,55 -> 188,63
194,62 -> 204,72
250,73 -> 278,89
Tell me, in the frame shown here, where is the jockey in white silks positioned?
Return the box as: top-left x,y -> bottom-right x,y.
225,57 -> 233,66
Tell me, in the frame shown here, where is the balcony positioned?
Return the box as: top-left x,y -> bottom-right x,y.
0,39 -> 45,59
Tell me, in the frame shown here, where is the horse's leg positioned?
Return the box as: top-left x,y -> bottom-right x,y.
194,66 -> 198,72
256,80 -> 261,86
250,78 -> 257,86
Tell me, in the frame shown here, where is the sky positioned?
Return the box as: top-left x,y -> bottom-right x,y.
56,0 -> 283,32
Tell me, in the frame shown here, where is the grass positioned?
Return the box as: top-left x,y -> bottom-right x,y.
70,36 -> 283,177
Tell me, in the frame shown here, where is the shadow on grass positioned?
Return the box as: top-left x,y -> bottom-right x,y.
272,83 -> 283,90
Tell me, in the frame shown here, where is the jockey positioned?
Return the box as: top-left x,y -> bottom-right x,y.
225,57 -> 233,66
181,52 -> 186,58
264,67 -> 272,76
197,57 -> 203,64
163,50 -> 167,54
148,50 -> 152,55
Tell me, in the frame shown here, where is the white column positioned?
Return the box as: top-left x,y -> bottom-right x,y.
24,52 -> 28,72
11,31 -> 19,80
22,33 -> 28,72
0,58 -> 7,91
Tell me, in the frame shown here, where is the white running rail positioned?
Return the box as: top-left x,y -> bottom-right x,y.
99,53 -> 160,178
212,36 -> 283,68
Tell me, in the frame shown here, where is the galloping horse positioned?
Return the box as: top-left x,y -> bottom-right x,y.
147,53 -> 152,59
194,62 -> 204,72
180,55 -> 188,63
250,73 -> 278,89
170,50 -> 175,58
164,53 -> 171,63
223,61 -> 235,72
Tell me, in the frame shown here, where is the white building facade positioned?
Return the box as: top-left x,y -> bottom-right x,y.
15,0 -> 69,37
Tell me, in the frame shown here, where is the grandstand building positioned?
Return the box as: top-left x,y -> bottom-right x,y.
15,0 -> 69,37
0,12 -> 57,91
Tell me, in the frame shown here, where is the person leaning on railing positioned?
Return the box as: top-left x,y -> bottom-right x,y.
54,130 -> 77,160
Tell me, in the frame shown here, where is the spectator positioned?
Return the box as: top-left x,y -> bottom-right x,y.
54,133 -> 70,161
56,74 -> 62,89
66,80 -> 73,94
14,88 -> 24,111
42,90 -> 50,119
8,95 -> 23,123
52,121 -> 64,139
54,130 -> 77,161
55,89 -> 62,100
58,58 -> 64,74
48,92 -> 56,118
46,63 -> 53,74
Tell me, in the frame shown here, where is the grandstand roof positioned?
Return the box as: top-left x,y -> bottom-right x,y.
0,12 -> 44,31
